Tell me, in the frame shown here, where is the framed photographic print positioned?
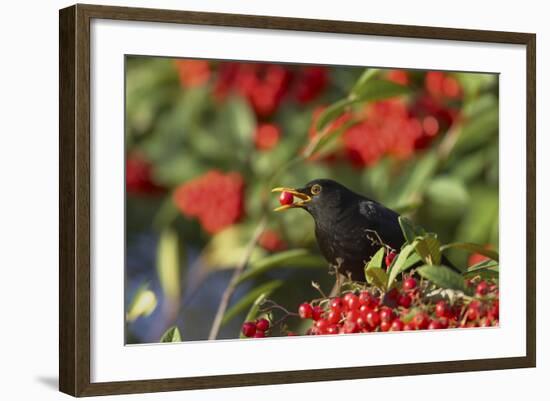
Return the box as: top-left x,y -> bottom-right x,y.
59,3 -> 536,397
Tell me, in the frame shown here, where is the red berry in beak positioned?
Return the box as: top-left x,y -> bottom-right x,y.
279,191 -> 294,205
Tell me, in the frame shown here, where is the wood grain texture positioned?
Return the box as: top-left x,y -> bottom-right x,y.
59,5 -> 76,396
58,3 -> 537,397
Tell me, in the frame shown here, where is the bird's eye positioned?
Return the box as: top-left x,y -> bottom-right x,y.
311,184 -> 322,195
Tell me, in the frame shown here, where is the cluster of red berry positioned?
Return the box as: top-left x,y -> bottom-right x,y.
173,170 -> 245,234
243,274 -> 499,338
343,99 -> 425,166
214,63 -> 327,118
308,70 -> 461,167
241,318 -> 271,338
126,153 -> 164,195
299,277 -> 498,335
424,71 -> 462,100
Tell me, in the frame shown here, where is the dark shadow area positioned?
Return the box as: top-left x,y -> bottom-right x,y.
36,376 -> 58,391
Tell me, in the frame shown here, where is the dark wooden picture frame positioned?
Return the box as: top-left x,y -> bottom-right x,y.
59,3 -> 536,397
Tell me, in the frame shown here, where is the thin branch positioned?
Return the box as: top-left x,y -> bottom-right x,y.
208,217 -> 267,340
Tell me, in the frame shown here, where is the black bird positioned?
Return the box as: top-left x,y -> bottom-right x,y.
272,178 -> 412,281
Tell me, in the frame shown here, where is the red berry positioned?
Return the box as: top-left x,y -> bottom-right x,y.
385,250 -> 397,267
327,310 -> 341,324
326,325 -> 339,335
255,318 -> 270,332
287,331 -> 296,336
428,320 -> 442,330
403,277 -> 417,292
366,311 -> 381,328
439,317 -> 450,329
312,306 -> 324,321
379,307 -> 394,323
390,319 -> 404,331
358,291 -> 372,305
435,300 -> 449,318
345,293 -> 360,310
479,317 -> 492,327
398,294 -> 412,308
329,297 -> 344,313
380,320 -> 392,332
241,322 -> 257,337
490,300 -> 499,319
359,304 -> 372,315
315,319 -> 329,334
413,312 -> 429,329
298,303 -> 313,319
342,320 -> 359,334
476,281 -> 489,296
467,305 -> 480,321
403,322 -> 416,331
279,191 -> 294,206
356,316 -> 369,330
346,309 -> 360,323
254,331 -> 266,338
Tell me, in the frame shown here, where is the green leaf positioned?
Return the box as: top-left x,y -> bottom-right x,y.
417,264 -> 470,293
366,247 -> 385,270
126,285 -> 157,322
157,228 -> 181,302
350,68 -> 380,97
237,249 -> 325,285
221,280 -> 283,326
387,242 -> 418,286
463,259 -> 499,280
315,98 -> 352,132
226,96 -> 255,146
353,79 -> 410,102
366,268 -> 389,291
415,234 -> 441,265
307,119 -> 357,158
364,247 -> 387,290
160,326 -> 182,342
440,242 -> 499,262
398,216 -> 426,245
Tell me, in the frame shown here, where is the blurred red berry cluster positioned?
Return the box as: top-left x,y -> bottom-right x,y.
424,71 -> 462,100
126,153 -> 164,195
343,99 -> 424,166
213,63 -> 327,118
175,59 -> 211,87
173,170 -> 245,234
254,123 -> 281,151
309,69 -> 462,167
258,229 -> 287,252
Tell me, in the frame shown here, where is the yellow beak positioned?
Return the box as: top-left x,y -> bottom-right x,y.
271,187 -> 312,211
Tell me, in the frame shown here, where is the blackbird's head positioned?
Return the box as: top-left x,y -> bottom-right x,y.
272,179 -> 353,220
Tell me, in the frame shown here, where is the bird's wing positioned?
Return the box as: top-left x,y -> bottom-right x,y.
358,200 -> 405,250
